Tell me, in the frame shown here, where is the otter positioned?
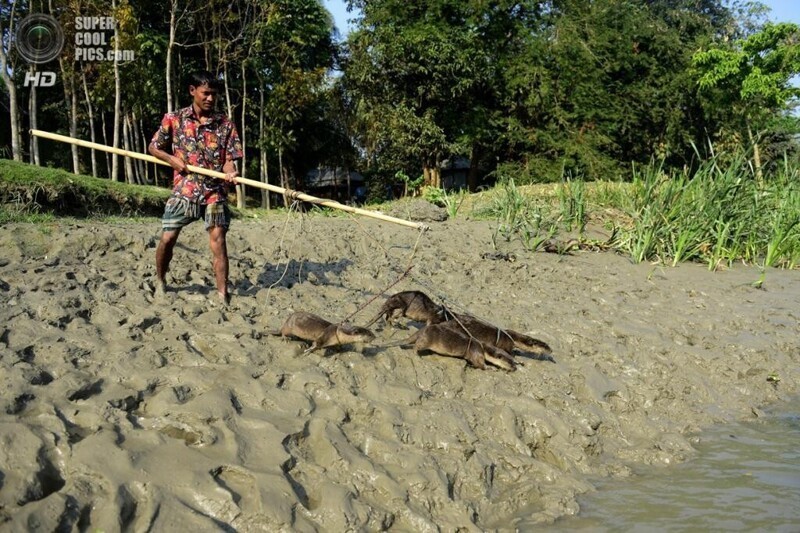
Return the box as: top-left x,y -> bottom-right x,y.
390,323 -> 517,371
271,312 -> 375,354
364,290 -> 454,328
440,315 -> 551,356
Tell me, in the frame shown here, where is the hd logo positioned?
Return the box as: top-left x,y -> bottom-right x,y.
23,71 -> 57,87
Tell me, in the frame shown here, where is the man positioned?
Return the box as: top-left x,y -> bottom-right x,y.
149,70 -> 243,305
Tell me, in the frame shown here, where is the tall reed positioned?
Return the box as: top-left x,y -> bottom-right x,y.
477,178 -> 559,252
615,155 -> 800,269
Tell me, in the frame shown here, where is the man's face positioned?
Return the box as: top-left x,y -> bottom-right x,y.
190,83 -> 217,113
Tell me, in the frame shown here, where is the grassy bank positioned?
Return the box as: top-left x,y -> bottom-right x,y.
0,159 -> 169,221
468,157 -> 800,270
3,157 -> 799,270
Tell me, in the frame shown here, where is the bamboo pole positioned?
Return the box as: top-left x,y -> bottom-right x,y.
30,129 -> 428,230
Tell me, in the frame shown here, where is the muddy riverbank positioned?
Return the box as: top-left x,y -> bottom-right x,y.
1,216 -> 798,530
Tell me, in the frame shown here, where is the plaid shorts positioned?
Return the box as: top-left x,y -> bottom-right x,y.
161,197 -> 231,232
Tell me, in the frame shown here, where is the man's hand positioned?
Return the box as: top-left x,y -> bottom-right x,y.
169,155 -> 187,173
224,169 -> 239,185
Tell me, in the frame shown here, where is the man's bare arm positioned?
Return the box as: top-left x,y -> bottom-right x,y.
149,143 -> 187,173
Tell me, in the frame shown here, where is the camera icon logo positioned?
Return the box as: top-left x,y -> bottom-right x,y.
15,14 -> 65,64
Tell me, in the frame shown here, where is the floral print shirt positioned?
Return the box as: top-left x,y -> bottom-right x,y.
151,105 -> 243,205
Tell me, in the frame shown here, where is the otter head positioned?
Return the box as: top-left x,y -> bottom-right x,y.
339,324 -> 376,343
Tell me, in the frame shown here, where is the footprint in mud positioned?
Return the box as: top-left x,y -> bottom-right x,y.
117,482 -> 158,533
108,382 -> 158,413
108,394 -> 143,413
172,385 -> 194,404
17,345 -> 35,363
54,407 -> 92,445
6,393 -> 35,415
131,315 -> 162,333
136,414 -> 216,447
229,391 -> 243,415
28,369 -> 55,386
211,465 -> 261,514
68,379 -> 104,401
17,447 -> 66,506
158,425 -> 207,446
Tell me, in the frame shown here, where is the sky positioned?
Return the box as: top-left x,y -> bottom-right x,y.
323,0 -> 800,37
324,0 -> 356,37
763,0 -> 800,24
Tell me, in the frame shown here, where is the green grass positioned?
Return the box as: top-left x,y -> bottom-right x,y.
3,155 -> 799,270
0,158 -> 169,220
470,155 -> 800,269
611,156 -> 800,269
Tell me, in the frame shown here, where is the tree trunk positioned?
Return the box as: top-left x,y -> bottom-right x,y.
123,113 -> 135,183
4,79 -> 23,162
111,0 -> 122,181
467,144 -> 480,192
422,165 -> 440,190
101,112 -> 112,178
223,61 -> 233,118
259,86 -> 269,210
0,3 -> 22,161
132,112 -> 148,184
28,66 -> 39,165
131,109 -> 143,181
166,0 -> 176,111
746,119 -> 763,185
69,73 -> 79,173
279,147 -> 289,207
81,66 -> 98,177
237,61 -> 246,209
422,166 -> 431,191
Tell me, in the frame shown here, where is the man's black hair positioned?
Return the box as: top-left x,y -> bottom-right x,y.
189,70 -> 221,91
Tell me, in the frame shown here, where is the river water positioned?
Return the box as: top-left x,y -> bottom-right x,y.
545,398 -> 800,532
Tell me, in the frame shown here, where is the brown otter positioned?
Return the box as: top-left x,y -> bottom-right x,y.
271,312 -> 375,354
364,290 -> 454,328
440,315 -> 551,356
390,323 -> 517,371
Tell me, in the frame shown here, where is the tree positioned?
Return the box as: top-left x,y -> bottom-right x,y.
248,0 -> 335,196
1,1 -> 25,161
694,22 -> 800,182
344,0 -> 492,188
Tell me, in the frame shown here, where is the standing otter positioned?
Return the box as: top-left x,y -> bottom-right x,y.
364,290 -> 454,328
389,323 -> 517,371
271,312 -> 375,354
440,315 -> 551,356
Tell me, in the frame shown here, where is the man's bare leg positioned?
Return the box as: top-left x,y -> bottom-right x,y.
209,225 -> 229,304
155,229 -> 180,295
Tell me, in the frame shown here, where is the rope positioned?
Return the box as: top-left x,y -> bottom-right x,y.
265,201 -> 306,304
340,223 -> 428,324
260,192 -> 438,331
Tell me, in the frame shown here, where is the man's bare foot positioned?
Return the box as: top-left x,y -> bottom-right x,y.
218,292 -> 230,307
155,279 -> 167,298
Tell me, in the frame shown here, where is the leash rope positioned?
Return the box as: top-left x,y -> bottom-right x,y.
265,201 -> 307,303
340,222 -> 428,324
